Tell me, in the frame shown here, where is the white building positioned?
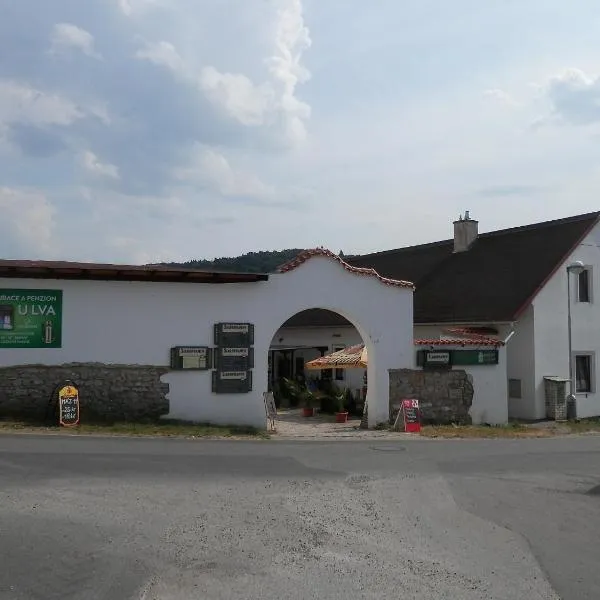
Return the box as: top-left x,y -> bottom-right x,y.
288,212 -> 600,422
0,251 -> 414,429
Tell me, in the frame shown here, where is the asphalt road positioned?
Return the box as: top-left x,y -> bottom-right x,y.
1,434 -> 599,600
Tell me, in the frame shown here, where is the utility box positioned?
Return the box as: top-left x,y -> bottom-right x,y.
543,377 -> 569,421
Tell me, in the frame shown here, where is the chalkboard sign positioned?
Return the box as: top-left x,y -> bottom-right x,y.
401,399 -> 420,433
215,346 -> 254,371
211,370 -> 253,394
214,323 -> 254,348
58,384 -> 80,427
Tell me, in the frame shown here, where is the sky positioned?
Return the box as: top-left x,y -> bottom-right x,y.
2,0 -> 600,263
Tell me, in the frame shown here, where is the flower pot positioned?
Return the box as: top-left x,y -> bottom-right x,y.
302,407 -> 315,417
335,411 -> 349,423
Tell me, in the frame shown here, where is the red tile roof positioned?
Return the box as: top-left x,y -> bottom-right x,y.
278,248 -> 414,289
305,343 -> 367,369
415,337 -> 504,347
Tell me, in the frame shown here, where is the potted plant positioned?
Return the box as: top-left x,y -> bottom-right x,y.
301,389 -> 316,417
335,390 -> 349,423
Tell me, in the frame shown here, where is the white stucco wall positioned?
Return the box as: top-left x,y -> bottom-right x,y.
531,222 -> 600,419
0,255 -> 413,428
414,325 -> 509,424
506,306 -> 536,419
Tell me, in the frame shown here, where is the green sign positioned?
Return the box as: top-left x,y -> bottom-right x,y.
0,289 -> 63,348
452,349 -> 498,365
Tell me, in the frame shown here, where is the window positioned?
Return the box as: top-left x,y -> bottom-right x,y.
334,345 -> 345,381
0,305 -> 14,330
575,354 -> 594,393
577,268 -> 592,303
508,378 -> 522,399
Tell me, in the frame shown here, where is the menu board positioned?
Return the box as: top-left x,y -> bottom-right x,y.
58,384 -> 80,427
213,323 -> 254,348
401,399 -> 420,433
215,347 -> 254,371
212,370 -> 253,394
170,346 -> 212,370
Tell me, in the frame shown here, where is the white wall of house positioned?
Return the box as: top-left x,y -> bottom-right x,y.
270,326 -> 365,393
530,222 -> 600,419
506,306 -> 536,419
414,325 -> 509,424
276,323 -> 510,424
0,255 -> 413,428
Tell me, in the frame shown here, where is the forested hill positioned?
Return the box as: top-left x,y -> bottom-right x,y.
164,249 -> 305,273
164,248 -> 353,273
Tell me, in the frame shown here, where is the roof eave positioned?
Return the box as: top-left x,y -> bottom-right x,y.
0,264 -> 269,284
511,213 -> 600,320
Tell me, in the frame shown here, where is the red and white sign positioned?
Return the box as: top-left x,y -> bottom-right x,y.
401,399 -> 421,433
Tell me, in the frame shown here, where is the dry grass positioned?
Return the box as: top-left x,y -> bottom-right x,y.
420,419 -> 600,439
420,424 -> 552,439
0,419 -> 269,439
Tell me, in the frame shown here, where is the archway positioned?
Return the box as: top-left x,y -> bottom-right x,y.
268,308 -> 369,421
252,250 -> 414,428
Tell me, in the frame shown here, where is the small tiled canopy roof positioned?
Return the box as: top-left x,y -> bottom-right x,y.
305,344 -> 368,369
414,337 -> 504,347
306,334 -> 504,369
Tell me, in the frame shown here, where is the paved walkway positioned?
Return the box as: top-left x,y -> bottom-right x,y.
271,409 -> 409,440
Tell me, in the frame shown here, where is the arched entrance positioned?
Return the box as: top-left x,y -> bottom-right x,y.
253,250 -> 414,428
268,308 -> 368,419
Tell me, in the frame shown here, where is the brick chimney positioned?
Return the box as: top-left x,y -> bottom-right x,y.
453,211 -> 478,252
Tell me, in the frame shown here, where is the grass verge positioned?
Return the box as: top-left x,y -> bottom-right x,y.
0,419 -> 269,439
420,419 -> 600,439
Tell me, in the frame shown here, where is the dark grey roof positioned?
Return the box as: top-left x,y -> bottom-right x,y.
0,260 -> 269,284
287,211 -> 600,326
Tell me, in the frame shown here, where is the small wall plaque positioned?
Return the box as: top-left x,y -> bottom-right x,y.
214,323 -> 254,347
170,346 -> 212,370
212,370 -> 253,394
215,346 -> 255,371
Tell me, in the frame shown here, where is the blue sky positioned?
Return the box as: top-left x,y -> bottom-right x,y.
1,0 -> 600,263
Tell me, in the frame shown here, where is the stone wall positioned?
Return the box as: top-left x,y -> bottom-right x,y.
0,363 -> 169,422
389,369 -> 474,425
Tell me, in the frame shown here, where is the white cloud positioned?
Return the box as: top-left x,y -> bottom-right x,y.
544,68 -> 600,126
117,0 -> 162,17
0,187 -> 56,256
199,0 -> 311,144
266,0 -> 312,140
174,145 -> 275,200
106,236 -> 163,264
50,23 -> 101,58
81,151 -> 120,179
135,41 -> 186,75
0,80 -> 84,127
483,88 -> 519,107
199,67 -> 275,127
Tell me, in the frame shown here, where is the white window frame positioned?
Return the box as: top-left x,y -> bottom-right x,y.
576,267 -> 593,304
573,352 -> 595,394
